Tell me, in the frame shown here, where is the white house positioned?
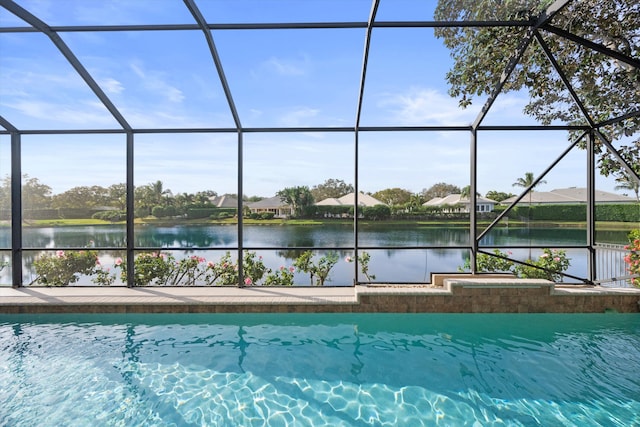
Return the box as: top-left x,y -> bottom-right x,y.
315,192 -> 385,207
424,194 -> 497,213
500,187 -> 636,205
246,196 -> 292,218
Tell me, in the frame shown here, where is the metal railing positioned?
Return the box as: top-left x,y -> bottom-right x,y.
594,243 -> 636,287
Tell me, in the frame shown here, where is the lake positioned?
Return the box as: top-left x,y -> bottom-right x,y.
0,224 -> 632,286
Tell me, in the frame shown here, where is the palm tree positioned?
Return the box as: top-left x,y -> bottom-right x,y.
460,185 -> 481,213
512,172 -> 547,259
614,172 -> 640,202
460,185 -> 481,199
150,180 -> 172,205
512,172 -> 547,207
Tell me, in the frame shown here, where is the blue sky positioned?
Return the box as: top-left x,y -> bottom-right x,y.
0,0 -> 626,199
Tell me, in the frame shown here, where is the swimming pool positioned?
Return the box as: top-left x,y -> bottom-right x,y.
1,313 -> 638,426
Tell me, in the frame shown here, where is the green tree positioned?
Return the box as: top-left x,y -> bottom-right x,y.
149,180 -> 172,205
51,185 -> 108,209
460,185 -> 480,199
310,179 -> 354,201
485,190 -> 515,203
434,0 -> 640,178
276,186 -> 314,217
194,190 -> 217,205
0,175 -> 10,210
512,172 -> 547,205
107,183 -> 127,210
22,175 -> 52,210
615,172 -> 640,202
421,183 -> 461,201
135,181 -> 173,217
372,187 -> 413,206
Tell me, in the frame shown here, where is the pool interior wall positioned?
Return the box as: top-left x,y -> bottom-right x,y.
1,278 -> 639,313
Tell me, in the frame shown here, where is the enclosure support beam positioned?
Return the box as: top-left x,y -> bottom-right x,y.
10,133 -> 21,288
352,0 -> 380,284
126,132 -> 135,287
587,132 -> 597,284
470,129 -> 478,275
237,131 -> 244,287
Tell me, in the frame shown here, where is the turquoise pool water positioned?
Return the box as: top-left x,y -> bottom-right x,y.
1,313 -> 639,426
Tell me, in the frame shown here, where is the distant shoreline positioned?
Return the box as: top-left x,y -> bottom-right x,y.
6,218 -> 637,232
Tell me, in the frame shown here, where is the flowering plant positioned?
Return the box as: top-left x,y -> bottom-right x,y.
461,248 -> 571,282
515,249 -> 571,282
263,265 -> 295,286
202,252 -> 238,286
623,229 -> 640,288
32,250 -> 101,286
241,251 -> 268,286
293,250 -> 339,286
114,252 -> 174,287
345,251 -> 376,282
29,247 -> 350,287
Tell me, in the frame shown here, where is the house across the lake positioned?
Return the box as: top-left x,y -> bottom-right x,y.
209,195 -> 238,208
424,194 -> 497,213
315,192 -> 385,207
246,196 -> 292,218
500,187 -> 636,205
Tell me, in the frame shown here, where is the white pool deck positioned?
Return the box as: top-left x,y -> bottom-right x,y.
1,281 -> 639,313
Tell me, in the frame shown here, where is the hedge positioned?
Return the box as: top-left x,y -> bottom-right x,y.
187,207 -> 236,219
493,203 -> 639,222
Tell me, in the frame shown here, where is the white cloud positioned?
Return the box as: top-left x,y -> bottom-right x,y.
100,77 -> 124,94
377,88 -> 480,126
129,61 -> 185,103
262,55 -> 309,76
279,107 -> 321,127
6,99 -> 116,127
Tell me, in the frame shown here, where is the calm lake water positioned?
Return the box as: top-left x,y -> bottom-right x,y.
0,224 -> 632,286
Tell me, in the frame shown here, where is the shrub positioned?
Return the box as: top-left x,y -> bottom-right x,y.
514,249 -> 571,282
345,251 -> 376,282
115,252 -> 174,286
461,248 -> 571,282
30,248 -> 356,287
624,229 -> 640,288
294,251 -> 339,286
92,210 -> 126,222
263,265 -> 295,286
152,205 -> 177,218
32,250 -> 100,286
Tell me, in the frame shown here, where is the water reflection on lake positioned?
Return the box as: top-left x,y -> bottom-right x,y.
0,224 -> 632,286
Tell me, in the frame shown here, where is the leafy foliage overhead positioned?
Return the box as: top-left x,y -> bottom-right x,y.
434,0 -> 639,179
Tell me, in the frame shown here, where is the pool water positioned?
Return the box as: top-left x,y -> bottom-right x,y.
1,313 -> 639,426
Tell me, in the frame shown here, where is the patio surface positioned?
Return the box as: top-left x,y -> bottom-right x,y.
1,281 -> 639,313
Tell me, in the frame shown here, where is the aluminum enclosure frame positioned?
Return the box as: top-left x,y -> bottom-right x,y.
1,0 -> 638,287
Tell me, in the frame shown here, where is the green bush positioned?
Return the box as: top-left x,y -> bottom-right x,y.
624,229 -> 640,288
92,210 -> 126,222
495,204 -> 639,222
32,250 -> 100,286
186,208 -> 218,219
293,250 -> 339,286
461,248 -> 571,282
362,205 -> 391,220
152,205 -> 177,218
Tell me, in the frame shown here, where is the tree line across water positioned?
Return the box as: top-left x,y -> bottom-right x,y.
0,176 -> 638,222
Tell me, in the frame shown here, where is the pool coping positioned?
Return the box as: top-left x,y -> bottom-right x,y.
1,279 -> 639,313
